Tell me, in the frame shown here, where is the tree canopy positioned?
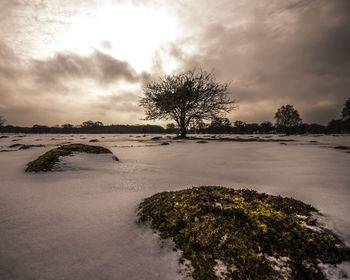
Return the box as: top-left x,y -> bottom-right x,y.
81,120 -> 104,128
341,97 -> 350,120
139,69 -> 235,138
274,105 -> 302,134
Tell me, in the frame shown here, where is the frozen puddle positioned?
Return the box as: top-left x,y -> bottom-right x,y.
0,134 -> 350,279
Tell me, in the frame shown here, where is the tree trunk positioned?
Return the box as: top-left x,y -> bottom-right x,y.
285,126 -> 290,135
179,115 -> 187,138
180,126 -> 187,138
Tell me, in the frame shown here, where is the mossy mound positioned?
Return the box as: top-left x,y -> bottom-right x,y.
138,186 -> 350,280
26,143 -> 114,172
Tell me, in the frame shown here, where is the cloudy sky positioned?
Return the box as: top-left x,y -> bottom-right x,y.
0,0 -> 349,126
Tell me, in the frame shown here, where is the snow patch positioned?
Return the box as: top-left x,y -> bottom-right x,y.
214,259 -> 229,279
220,234 -> 228,245
265,255 -> 291,280
296,214 -> 307,219
301,221 -> 323,233
1,133 -> 350,279
178,257 -> 194,280
319,262 -> 350,280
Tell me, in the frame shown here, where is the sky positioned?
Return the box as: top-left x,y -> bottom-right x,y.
0,0 -> 349,127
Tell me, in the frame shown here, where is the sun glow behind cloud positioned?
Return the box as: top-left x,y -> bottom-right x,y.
59,3 -> 179,73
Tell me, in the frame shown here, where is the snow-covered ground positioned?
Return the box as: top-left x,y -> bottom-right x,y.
0,133 -> 349,279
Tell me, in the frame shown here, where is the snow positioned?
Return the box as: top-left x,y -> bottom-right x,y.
1,133 -> 350,279
214,259 -> 229,279
220,234 -> 228,245
319,263 -> 350,280
301,220 -> 324,233
265,255 -> 292,279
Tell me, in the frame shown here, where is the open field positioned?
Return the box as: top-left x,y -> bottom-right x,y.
0,134 -> 350,279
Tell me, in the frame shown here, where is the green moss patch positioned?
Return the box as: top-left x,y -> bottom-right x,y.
26,143 -> 115,172
138,186 -> 350,280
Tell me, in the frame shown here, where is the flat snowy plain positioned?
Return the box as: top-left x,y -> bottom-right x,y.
0,133 -> 350,279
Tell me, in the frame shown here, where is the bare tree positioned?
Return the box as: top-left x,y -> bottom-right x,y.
139,69 -> 235,138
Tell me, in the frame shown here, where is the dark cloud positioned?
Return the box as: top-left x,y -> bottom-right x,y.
94,92 -> 141,113
0,44 -> 147,125
157,0 -> 350,124
32,50 -> 139,87
0,42 -> 23,79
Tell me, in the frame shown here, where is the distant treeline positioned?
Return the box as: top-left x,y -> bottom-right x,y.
1,118 -> 349,135
0,121 -> 165,134
166,118 -> 350,135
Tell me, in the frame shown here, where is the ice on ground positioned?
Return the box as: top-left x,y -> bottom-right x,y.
0,133 -> 350,279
